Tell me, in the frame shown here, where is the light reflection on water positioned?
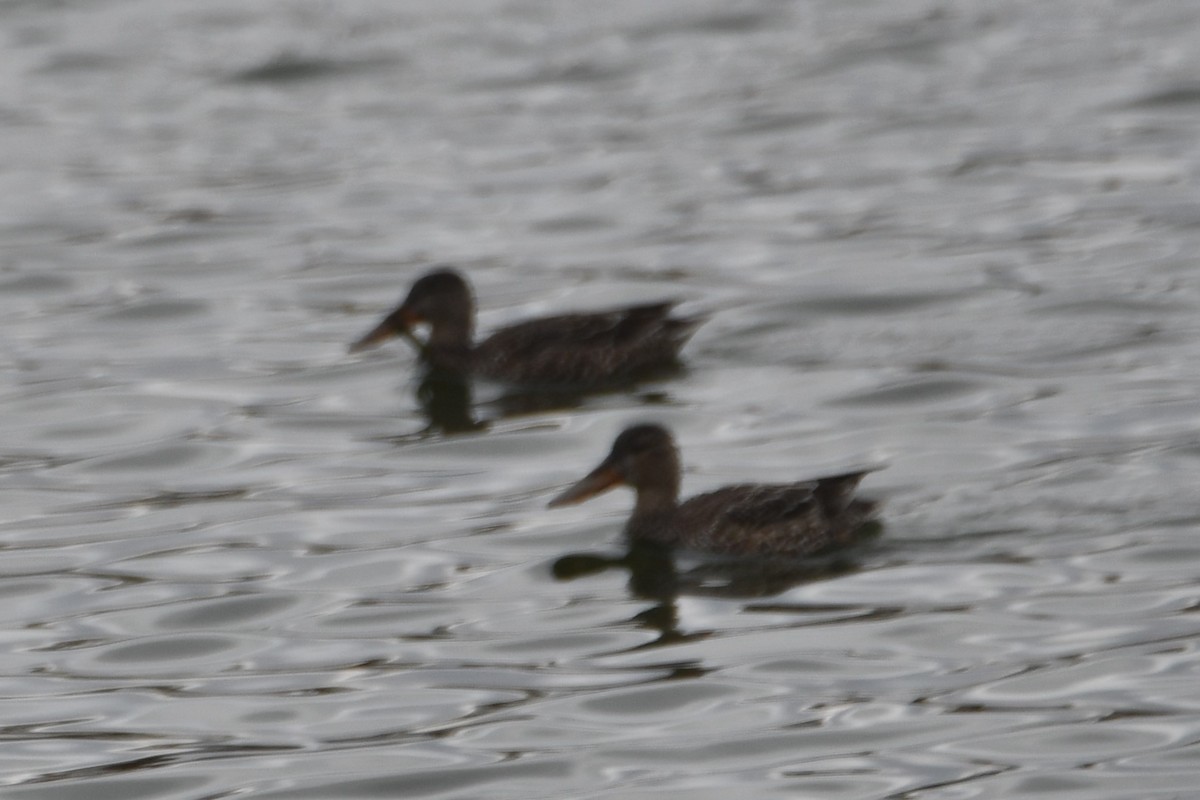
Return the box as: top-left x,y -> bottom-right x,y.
4,0 -> 1200,797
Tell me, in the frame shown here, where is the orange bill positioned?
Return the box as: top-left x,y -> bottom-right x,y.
547,462 -> 624,508
349,309 -> 422,354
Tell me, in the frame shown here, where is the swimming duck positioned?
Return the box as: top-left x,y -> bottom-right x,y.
548,424 -> 881,558
350,268 -> 704,388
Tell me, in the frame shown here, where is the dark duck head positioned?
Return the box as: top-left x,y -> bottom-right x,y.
548,424 -> 682,516
349,268 -> 476,359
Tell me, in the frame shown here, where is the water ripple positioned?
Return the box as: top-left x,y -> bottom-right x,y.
5,0 -> 1200,797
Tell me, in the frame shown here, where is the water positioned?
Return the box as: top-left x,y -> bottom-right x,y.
4,0 -> 1200,797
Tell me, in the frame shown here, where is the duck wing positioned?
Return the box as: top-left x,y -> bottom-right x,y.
718,483 -> 823,526
664,484 -> 818,556
667,475 -> 878,558
475,301 -> 703,386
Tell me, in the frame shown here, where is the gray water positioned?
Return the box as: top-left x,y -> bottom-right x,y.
4,1 -> 1200,797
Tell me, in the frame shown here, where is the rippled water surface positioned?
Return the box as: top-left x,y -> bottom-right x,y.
4,1 -> 1200,797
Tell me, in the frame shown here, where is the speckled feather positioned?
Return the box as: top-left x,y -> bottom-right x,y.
473,302 -> 702,386
627,475 -> 878,558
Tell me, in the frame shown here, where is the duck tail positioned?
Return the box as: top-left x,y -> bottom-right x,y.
813,468 -> 881,514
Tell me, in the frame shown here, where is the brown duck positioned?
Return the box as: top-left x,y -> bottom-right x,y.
548,424 -> 881,558
350,268 -> 704,388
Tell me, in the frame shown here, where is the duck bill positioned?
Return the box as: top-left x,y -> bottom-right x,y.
348,309 -> 421,354
547,461 -> 624,508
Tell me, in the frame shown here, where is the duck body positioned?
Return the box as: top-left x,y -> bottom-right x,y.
470,301 -> 697,386
549,424 -> 880,558
351,269 -> 703,389
624,476 -> 878,557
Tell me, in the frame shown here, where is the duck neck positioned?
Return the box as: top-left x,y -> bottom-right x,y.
627,480 -> 680,546
423,309 -> 475,369
630,451 -> 681,518
633,484 -> 678,517
427,310 -> 473,350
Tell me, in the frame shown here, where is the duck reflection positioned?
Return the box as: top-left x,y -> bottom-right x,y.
551,529 -> 879,648
552,540 -> 688,645
414,367 -> 485,435
411,368 -> 614,436
411,368 -> 682,437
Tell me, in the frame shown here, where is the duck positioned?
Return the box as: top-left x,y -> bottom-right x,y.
548,424 -> 881,558
350,268 -> 704,388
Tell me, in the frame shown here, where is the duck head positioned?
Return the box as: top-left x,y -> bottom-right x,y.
350,268 -> 475,353
548,424 -> 681,508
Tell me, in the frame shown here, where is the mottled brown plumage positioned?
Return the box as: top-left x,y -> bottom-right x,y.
350,268 -> 703,388
548,424 -> 881,558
